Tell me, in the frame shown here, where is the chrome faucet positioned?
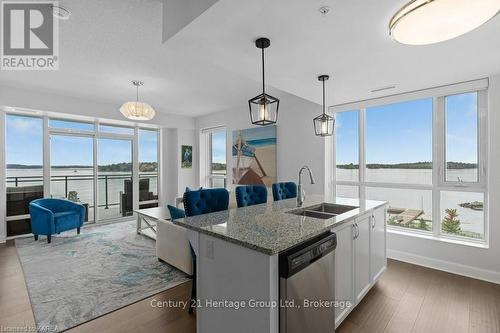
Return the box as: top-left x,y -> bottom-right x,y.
297,165 -> 315,207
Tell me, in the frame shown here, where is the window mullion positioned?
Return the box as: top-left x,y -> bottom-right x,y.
43,116 -> 50,199
433,96 -> 443,237
359,108 -> 366,207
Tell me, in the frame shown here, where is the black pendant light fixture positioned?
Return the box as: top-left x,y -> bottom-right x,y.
313,75 -> 334,136
248,37 -> 279,126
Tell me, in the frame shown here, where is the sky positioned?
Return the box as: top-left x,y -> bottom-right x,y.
211,130 -> 226,164
6,115 -> 158,166
6,93 -> 477,168
336,92 -> 478,164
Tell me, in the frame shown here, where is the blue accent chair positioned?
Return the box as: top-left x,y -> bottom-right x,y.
167,204 -> 186,220
29,198 -> 85,243
272,182 -> 298,201
183,188 -> 229,217
235,185 -> 268,208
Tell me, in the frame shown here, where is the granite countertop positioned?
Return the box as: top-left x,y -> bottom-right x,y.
172,195 -> 387,255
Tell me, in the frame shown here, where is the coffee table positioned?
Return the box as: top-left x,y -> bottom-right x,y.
134,207 -> 170,241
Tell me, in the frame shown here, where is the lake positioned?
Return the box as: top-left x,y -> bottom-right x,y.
336,168 -> 484,238
6,168 -> 158,211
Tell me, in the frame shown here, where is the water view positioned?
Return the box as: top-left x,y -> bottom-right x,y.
337,168 -> 484,239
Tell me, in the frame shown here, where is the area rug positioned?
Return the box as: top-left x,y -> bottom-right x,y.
15,221 -> 190,332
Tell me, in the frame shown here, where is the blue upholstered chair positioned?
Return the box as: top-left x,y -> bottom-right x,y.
235,185 -> 268,208
29,198 -> 86,243
175,188 -> 228,313
272,182 -> 298,201
183,188 -> 229,217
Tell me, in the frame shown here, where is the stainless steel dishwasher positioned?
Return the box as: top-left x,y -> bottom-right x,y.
279,232 -> 337,333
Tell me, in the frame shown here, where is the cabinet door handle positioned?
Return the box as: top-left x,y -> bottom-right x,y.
355,224 -> 359,239
371,215 -> 376,229
352,224 -> 357,240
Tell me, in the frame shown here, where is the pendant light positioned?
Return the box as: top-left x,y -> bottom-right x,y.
313,75 -> 334,137
390,0 -> 500,45
120,80 -> 156,121
248,37 -> 279,126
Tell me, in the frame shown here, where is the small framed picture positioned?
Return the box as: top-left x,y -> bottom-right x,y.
181,145 -> 192,168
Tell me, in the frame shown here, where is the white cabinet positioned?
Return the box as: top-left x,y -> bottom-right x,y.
334,223 -> 354,327
354,216 -> 371,303
332,204 -> 387,329
370,207 -> 387,281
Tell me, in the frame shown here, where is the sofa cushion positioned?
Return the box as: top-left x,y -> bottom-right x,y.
54,211 -> 80,233
167,205 -> 186,220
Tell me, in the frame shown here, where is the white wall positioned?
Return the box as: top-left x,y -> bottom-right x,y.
195,91 -> 324,195
386,74 -> 500,283
160,128 -> 199,206
0,84 -> 195,129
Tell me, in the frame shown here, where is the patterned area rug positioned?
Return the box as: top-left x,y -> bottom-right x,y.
15,221 -> 190,332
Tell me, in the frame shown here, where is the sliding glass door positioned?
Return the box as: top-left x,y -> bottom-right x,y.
97,138 -> 133,220
4,114 -> 159,236
50,134 -> 95,222
5,115 -> 44,236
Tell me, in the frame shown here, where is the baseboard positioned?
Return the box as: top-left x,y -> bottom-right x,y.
387,249 -> 500,284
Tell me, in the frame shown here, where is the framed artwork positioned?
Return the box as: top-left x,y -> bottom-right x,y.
232,126 -> 276,186
181,145 -> 192,168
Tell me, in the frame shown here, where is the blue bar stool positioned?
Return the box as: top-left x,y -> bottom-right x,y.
272,182 -> 298,201
235,185 -> 268,208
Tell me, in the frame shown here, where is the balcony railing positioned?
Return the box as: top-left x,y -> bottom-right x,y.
6,173 -> 158,216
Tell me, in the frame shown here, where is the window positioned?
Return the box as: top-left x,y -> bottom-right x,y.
4,113 -> 161,236
201,127 -> 227,188
366,98 -> 433,185
50,135 -> 94,222
440,191 -> 484,239
334,84 -> 487,243
98,124 -> 134,135
5,115 -> 44,236
97,138 -> 133,219
445,93 -> 479,183
49,119 -> 94,132
335,110 -> 359,182
336,185 -> 359,199
139,129 -> 159,208
367,187 -> 433,232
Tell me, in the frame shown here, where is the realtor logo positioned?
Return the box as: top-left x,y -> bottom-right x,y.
1,1 -> 59,70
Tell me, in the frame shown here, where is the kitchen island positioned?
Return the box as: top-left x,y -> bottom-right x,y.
173,195 -> 387,333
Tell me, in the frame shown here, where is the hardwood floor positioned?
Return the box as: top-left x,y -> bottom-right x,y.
1,240 -> 500,333
0,240 -> 196,333
338,260 -> 500,333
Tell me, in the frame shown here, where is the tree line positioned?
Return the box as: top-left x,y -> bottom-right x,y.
337,162 -> 477,169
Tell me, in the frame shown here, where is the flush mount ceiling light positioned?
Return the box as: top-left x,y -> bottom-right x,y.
49,4 -> 71,20
389,0 -> 500,45
318,6 -> 331,16
248,37 -> 279,126
313,75 -> 334,137
120,81 -> 156,121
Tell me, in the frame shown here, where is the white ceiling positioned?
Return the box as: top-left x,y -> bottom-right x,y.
1,0 -> 499,118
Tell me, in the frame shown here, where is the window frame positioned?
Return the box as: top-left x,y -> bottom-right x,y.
200,126 -> 227,189
331,80 -> 488,245
2,109 -> 161,237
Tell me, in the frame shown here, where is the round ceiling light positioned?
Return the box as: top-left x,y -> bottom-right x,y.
120,81 -> 156,121
389,0 -> 500,45
49,5 -> 71,20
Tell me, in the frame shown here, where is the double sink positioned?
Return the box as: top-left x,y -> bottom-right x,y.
287,203 -> 358,220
